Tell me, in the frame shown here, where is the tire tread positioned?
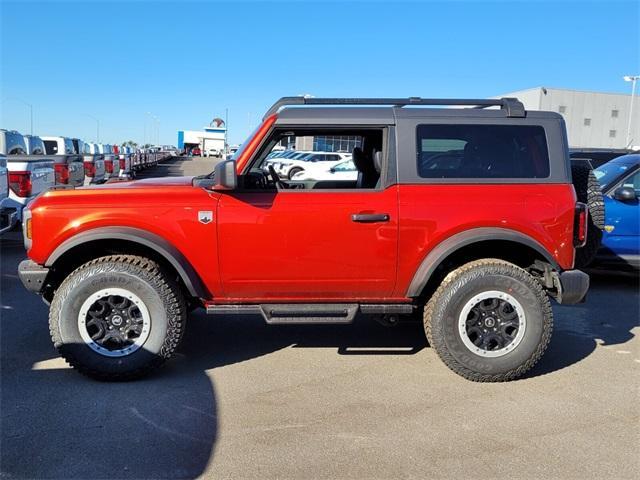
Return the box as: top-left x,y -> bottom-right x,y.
49,255 -> 186,381
424,258 -> 553,382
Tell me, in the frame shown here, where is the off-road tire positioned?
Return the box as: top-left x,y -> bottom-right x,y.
424,259 -> 552,382
572,164 -> 604,268
49,255 -> 186,380
288,167 -> 304,179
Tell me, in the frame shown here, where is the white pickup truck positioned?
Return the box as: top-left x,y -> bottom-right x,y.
98,143 -> 119,179
41,136 -> 85,186
80,141 -> 106,185
0,153 -> 15,234
0,130 -> 55,223
117,145 -> 133,178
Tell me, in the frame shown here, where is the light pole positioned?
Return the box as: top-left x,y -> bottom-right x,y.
85,114 -> 100,143
624,75 -> 639,148
225,107 -> 228,155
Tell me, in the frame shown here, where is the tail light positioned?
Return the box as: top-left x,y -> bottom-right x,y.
119,159 -> 126,170
574,202 -> 588,248
105,160 -> 113,174
9,171 -> 32,197
54,163 -> 70,184
84,161 -> 96,177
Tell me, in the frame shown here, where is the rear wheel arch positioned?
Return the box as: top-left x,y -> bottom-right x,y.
407,228 -> 561,300
44,227 -> 208,301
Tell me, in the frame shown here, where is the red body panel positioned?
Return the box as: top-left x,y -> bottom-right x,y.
215,187 -> 399,302
393,184 -> 576,297
28,178 -> 223,298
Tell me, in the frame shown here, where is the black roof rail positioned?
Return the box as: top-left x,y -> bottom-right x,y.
263,96 -> 526,119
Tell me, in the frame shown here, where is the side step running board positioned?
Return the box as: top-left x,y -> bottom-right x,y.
206,303 -> 413,324
262,304 -> 358,324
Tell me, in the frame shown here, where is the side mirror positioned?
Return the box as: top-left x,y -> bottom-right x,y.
329,167 -> 336,173
614,186 -> 636,202
212,159 -> 237,190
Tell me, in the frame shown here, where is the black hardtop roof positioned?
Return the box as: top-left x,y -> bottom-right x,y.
266,96 -> 529,120
274,105 -> 563,125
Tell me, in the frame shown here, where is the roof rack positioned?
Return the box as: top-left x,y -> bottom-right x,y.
263,97 -> 526,119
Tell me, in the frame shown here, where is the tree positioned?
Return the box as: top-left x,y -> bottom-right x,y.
121,140 -> 138,148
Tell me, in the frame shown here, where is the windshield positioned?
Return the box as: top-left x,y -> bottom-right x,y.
229,125 -> 262,161
594,161 -> 633,190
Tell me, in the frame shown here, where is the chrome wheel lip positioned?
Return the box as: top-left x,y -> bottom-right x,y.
77,287 -> 151,358
458,290 -> 526,358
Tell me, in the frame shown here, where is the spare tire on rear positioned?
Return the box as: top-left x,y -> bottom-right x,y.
571,164 -> 604,268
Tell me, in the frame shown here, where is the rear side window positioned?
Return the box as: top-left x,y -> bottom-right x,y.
43,140 -> 58,154
64,139 -> 75,154
417,124 -> 550,179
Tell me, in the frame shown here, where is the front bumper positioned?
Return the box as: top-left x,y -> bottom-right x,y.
18,259 -> 49,294
552,269 -> 590,304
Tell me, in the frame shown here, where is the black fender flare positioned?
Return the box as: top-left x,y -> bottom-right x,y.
45,226 -> 208,298
406,227 -> 561,297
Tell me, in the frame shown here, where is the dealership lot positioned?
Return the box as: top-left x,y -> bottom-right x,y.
1,157 -> 638,479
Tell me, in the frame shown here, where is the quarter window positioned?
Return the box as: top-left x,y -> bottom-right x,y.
416,124 -> 550,179
43,140 -> 58,154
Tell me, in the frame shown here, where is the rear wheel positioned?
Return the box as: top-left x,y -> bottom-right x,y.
572,164 -> 604,267
424,259 -> 552,382
49,255 -> 186,380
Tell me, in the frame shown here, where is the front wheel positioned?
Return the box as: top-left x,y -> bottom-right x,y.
288,167 -> 304,179
424,259 -> 552,382
49,255 -> 186,380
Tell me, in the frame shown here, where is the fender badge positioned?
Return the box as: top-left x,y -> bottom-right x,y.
198,211 -> 213,224
604,225 -> 614,233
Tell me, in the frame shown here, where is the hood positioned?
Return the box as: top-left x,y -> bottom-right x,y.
82,176 -> 195,189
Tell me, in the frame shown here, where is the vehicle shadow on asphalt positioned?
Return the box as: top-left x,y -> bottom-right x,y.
1,235 -> 218,480
178,311 -> 427,371
526,271 -> 639,379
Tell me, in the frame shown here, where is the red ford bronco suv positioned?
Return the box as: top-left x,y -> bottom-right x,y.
19,97 -> 590,382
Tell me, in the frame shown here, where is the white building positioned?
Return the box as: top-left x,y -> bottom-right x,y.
177,123 -> 226,153
496,87 -> 639,149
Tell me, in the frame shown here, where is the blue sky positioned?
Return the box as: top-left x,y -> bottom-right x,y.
1,0 -> 638,145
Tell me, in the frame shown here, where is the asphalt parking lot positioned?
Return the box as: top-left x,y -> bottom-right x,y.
1,157 -> 639,480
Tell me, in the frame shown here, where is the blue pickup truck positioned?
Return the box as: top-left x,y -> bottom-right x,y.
594,154 -> 640,269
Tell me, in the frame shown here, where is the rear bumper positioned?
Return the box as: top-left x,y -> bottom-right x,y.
553,269 -> 590,304
18,259 -> 49,294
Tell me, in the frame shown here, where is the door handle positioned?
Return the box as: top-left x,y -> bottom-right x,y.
351,213 -> 390,223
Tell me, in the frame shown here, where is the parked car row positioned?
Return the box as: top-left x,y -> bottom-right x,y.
0,129 -> 175,233
263,150 -> 353,180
